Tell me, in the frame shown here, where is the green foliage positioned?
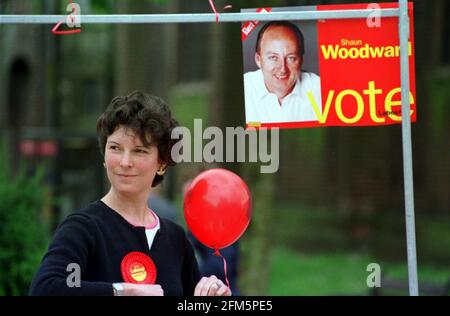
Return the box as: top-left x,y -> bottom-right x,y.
427,75 -> 450,140
147,0 -> 169,5
0,152 -> 50,295
170,89 -> 209,128
273,203 -> 450,265
91,0 -> 114,14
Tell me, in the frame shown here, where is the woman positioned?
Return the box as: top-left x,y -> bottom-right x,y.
29,91 -> 231,296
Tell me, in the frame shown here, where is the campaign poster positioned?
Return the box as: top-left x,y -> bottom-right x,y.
241,2 -> 416,129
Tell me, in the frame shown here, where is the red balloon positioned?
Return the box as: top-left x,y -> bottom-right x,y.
184,168 -> 252,250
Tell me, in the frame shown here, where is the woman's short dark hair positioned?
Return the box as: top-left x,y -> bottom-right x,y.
96,91 -> 179,187
255,21 -> 305,57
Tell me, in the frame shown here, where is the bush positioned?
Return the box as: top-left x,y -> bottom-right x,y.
0,153 -> 50,295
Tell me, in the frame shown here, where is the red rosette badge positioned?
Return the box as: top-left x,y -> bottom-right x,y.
121,251 -> 157,284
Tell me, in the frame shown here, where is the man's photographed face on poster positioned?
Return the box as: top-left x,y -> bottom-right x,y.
255,25 -> 302,99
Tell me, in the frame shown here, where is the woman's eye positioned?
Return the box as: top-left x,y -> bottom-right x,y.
109,145 -> 119,150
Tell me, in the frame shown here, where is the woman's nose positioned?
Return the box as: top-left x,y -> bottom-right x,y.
120,151 -> 133,167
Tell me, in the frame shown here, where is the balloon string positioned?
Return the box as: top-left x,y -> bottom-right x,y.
213,249 -> 231,289
208,0 -> 232,23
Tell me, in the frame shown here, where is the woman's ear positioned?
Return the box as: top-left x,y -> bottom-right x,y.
156,162 -> 167,176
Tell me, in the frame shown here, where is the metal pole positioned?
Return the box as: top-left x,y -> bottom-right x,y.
398,0 -> 419,296
0,9 -> 399,24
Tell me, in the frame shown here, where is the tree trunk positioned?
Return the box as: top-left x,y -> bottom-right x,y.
114,0 -> 174,100
209,1 -> 276,295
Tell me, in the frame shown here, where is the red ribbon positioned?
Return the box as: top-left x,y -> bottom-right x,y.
208,0 -> 232,23
52,0 -> 81,35
213,248 -> 231,290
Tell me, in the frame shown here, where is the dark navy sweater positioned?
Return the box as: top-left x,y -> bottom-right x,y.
29,200 -> 201,296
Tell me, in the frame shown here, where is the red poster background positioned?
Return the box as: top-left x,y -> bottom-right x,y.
316,2 -> 416,127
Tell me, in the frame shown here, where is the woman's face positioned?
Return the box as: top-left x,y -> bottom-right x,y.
104,125 -> 163,196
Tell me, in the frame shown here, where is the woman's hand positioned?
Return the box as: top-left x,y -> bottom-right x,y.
194,275 -> 232,296
122,283 -> 164,296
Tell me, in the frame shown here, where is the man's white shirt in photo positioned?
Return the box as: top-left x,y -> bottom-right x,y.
244,69 -> 322,124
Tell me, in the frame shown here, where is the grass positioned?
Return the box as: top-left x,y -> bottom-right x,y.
265,203 -> 450,295
268,247 -> 450,296
268,248 -> 373,295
